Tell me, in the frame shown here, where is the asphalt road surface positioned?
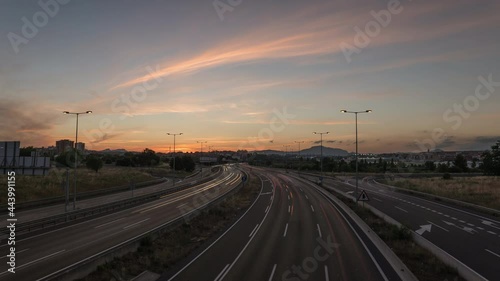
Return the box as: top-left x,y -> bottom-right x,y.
163,169 -> 402,281
0,165 -> 241,281
301,172 -> 500,281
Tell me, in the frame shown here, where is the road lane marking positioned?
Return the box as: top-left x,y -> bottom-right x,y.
311,205 -> 315,212
283,223 -> 289,237
94,218 -> 126,229
123,218 -> 150,230
0,248 -> 29,259
482,220 -> 500,230
260,192 -> 273,195
249,224 -> 259,238
325,265 -> 330,281
0,249 -> 66,276
167,174 -> 269,281
485,249 -> 500,259
320,193 -> 389,281
288,195 -> 290,200
373,197 -> 383,202
288,206 -> 291,213
487,231 -> 497,235
395,206 -> 408,213
427,221 -> 449,232
305,195 -> 309,200
265,206 -> 270,213
137,174 -> 234,213
317,224 -> 322,238
214,264 -> 230,281
268,264 -> 277,281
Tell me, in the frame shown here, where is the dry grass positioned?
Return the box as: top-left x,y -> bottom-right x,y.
0,165 -> 158,203
387,176 -> 500,210
339,196 -> 464,281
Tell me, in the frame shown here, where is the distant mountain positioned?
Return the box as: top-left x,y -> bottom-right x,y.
254,149 -> 284,155
299,146 -> 349,156
97,148 -> 128,154
253,146 -> 348,156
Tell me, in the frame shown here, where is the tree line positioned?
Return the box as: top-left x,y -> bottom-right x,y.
248,141 -> 500,176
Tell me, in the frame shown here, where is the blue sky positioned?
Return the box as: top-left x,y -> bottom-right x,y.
1,0 -> 499,153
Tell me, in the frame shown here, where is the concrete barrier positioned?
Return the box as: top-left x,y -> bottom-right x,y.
290,174 -> 419,281
320,179 -> 488,281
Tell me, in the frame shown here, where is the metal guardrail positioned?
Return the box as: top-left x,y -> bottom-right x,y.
40,168 -> 249,281
1,167 -> 223,237
372,178 -> 500,217
1,166 -> 221,213
0,178 -> 167,213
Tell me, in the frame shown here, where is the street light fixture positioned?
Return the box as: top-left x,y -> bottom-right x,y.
341,109 -> 372,199
197,141 -> 207,177
167,132 -> 183,186
313,132 -> 329,179
63,110 -> 92,210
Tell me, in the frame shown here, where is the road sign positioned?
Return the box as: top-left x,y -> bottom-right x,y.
242,175 -> 247,182
357,190 -> 370,202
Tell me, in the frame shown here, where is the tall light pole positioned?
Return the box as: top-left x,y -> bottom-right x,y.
63,110 -> 92,210
283,144 -> 290,170
197,141 -> 207,177
167,132 -> 183,186
313,132 -> 329,177
341,109 -> 372,199
294,141 -> 304,157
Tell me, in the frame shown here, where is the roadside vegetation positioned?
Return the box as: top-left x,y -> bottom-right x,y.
0,165 -> 159,203
337,195 -> 465,281
249,140 -> 500,176
385,176 -> 500,210
78,170 -> 260,281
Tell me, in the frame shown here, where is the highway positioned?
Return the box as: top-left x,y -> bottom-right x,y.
0,165 -> 242,281
0,167 -> 216,227
301,173 -> 500,281
163,169 -> 403,281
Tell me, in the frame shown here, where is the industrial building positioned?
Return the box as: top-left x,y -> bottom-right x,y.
0,141 -> 51,175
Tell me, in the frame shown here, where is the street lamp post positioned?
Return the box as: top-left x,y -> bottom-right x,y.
197,141 -> 207,177
167,132 -> 183,186
283,144 -> 290,170
63,110 -> 92,210
313,132 -> 329,177
341,109 -> 372,199
294,141 -> 304,157
294,141 -> 304,173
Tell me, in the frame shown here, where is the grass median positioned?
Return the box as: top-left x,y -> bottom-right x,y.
78,171 -> 261,281
336,194 -> 464,281
384,176 -> 500,210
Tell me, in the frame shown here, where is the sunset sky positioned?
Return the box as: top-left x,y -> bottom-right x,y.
1,0 -> 499,153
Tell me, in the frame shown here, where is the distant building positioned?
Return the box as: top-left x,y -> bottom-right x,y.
56,139 -> 74,154
76,142 -> 85,152
0,141 -> 51,175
